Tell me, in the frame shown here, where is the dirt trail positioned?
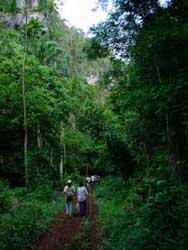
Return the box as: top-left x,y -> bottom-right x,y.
34,210 -> 82,250
34,188 -> 101,250
88,190 -> 102,250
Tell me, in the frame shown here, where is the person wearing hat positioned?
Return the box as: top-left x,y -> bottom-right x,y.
63,180 -> 75,216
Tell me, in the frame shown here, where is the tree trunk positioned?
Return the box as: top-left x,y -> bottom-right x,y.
69,113 -> 76,129
166,113 -> 170,151
185,116 -> 188,146
60,121 -> 64,178
60,154 -> 63,178
50,148 -> 53,165
22,0 -> 28,188
63,144 -> 66,173
156,65 -> 162,84
37,121 -> 41,150
86,165 -> 88,177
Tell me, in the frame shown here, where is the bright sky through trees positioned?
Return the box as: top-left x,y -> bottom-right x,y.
57,0 -> 112,33
58,0 -> 170,33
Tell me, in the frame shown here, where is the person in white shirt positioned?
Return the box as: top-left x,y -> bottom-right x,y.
77,181 -> 88,216
91,175 -> 96,186
86,176 -> 91,188
63,180 -> 75,216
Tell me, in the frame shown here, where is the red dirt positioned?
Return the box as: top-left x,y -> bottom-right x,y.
34,188 -> 102,250
88,193 -> 102,250
34,211 -> 82,250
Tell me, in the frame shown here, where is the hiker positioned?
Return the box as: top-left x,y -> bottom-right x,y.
86,176 -> 91,188
90,175 -> 95,186
63,180 -> 75,216
77,181 -> 88,216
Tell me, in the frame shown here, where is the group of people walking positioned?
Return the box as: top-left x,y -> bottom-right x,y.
63,180 -> 89,217
86,175 -> 100,187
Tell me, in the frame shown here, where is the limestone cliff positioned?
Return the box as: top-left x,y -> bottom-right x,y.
16,0 -> 38,10
0,0 -> 47,30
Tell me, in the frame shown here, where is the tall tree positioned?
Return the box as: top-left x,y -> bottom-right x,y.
22,0 -> 29,187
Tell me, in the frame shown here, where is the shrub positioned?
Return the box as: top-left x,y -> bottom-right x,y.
95,174 -> 188,250
0,181 -> 64,250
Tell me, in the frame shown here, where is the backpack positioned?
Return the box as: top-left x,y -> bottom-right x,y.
66,187 -> 74,202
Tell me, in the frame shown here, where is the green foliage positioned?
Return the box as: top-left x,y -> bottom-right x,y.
0,0 -> 18,13
93,0 -> 188,180
0,1 -> 135,249
2,0 -> 188,249
0,21 -> 112,183
0,181 -> 64,250
0,0 -> 113,185
96,170 -> 188,250
83,38 -> 109,59
0,28 -> 68,182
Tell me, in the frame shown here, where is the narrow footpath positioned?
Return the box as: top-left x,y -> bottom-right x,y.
34,189 -> 101,250
88,199 -> 101,250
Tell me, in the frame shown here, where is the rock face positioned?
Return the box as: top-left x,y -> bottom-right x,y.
0,11 -> 47,28
0,0 -> 47,30
16,0 -> 38,10
16,0 -> 25,9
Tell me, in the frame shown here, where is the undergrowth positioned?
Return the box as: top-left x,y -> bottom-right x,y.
95,168 -> 188,250
0,179 -> 64,250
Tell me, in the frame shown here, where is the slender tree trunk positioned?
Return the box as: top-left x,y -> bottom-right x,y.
50,148 -> 53,165
60,121 -> 64,178
63,143 -> 66,173
37,121 -> 41,150
156,65 -> 162,84
185,116 -> 188,146
60,154 -> 63,178
40,134 -> 43,149
22,0 -> 28,188
69,113 -> 76,129
166,113 -> 170,148
86,165 -> 88,177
